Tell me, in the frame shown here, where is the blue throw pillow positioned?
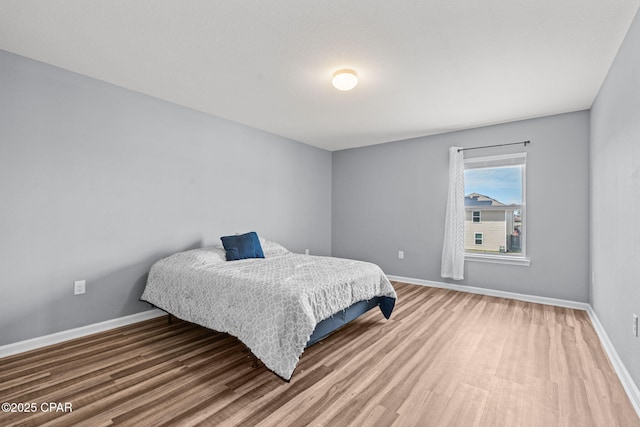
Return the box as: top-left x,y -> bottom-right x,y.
220,232 -> 265,261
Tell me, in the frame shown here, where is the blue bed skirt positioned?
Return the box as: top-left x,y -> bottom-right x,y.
305,296 -> 395,347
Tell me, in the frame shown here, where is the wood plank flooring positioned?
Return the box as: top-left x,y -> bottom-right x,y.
1,282 -> 638,426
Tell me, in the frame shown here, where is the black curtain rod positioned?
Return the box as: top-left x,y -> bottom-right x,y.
458,140 -> 530,152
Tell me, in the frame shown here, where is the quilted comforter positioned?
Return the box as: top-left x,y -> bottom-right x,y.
140,245 -> 397,380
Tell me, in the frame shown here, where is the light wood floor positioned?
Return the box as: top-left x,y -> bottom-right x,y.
1,282 -> 638,426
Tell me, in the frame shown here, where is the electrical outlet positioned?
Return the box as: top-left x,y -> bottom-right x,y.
398,250 -> 404,259
74,280 -> 86,295
633,314 -> 638,338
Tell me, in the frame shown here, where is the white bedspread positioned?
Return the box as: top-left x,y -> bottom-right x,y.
140,246 -> 397,380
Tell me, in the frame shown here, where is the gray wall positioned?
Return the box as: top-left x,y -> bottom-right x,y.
0,50 -> 331,345
333,111 -> 590,302
590,8 -> 640,389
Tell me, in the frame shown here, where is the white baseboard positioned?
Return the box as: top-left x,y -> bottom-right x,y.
586,306 -> 640,416
386,275 -> 590,310
387,274 -> 640,418
0,308 -> 165,359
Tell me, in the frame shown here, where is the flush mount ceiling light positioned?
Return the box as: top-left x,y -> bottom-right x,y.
332,69 -> 358,91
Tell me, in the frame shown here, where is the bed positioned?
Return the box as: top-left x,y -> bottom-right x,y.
140,238 -> 397,380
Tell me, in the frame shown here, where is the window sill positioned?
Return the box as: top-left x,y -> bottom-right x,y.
465,253 -> 531,266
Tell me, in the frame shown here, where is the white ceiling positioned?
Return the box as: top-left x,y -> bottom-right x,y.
1,1 -> 639,151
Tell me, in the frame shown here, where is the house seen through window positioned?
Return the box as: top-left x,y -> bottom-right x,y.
464,153 -> 526,258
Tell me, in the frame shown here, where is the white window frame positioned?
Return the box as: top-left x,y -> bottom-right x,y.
464,152 -> 530,266
472,211 -> 481,223
474,232 -> 483,245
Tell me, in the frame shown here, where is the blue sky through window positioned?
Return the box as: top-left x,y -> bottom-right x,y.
464,166 -> 522,205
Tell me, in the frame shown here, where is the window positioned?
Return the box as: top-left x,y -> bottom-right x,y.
464,153 -> 529,265
474,233 -> 483,245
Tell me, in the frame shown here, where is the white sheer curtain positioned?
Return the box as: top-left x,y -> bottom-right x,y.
441,146 -> 465,280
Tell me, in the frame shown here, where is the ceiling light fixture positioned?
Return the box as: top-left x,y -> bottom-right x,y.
332,69 -> 358,91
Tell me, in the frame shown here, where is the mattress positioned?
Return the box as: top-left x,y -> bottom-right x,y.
140,244 -> 396,379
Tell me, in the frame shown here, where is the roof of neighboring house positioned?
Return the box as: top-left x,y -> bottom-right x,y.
465,193 -> 505,206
